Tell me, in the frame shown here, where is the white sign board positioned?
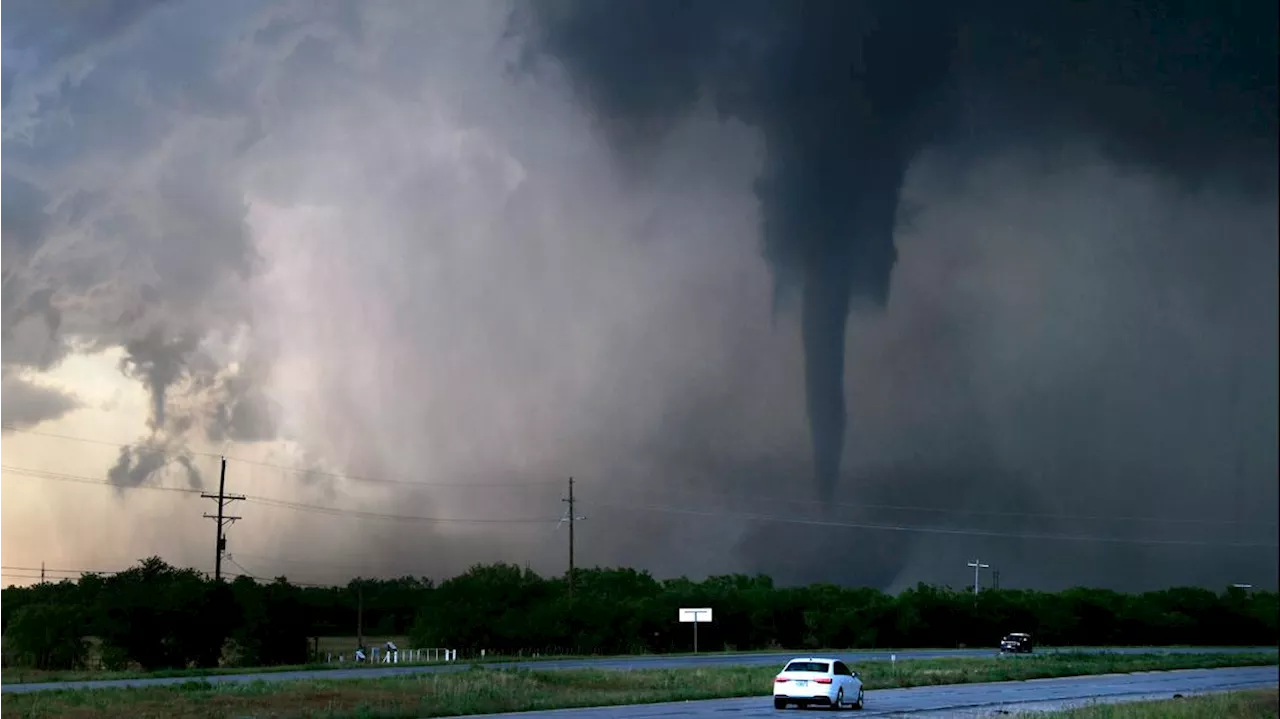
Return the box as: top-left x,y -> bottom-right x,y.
679,607 -> 713,623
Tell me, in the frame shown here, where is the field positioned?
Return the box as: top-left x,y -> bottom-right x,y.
4,651 -> 1276,719
8,635 -> 1270,685
1028,688 -> 1279,718
1,636 -> 411,684
3,642 -> 1257,685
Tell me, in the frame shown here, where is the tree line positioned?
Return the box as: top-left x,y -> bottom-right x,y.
2,557 -> 1275,671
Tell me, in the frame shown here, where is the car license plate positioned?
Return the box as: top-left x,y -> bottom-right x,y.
795,680 -> 808,687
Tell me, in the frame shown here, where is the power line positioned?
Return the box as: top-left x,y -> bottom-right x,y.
2,552 -> 389,589
234,457 -> 561,489
2,465 -> 204,495
248,495 -> 554,525
1,563 -> 328,588
1,565 -> 118,576
229,551 -> 376,572
586,501 -> 1280,549
221,551 -> 440,584
0,425 -> 562,488
11,453 -> 1264,532
583,481 -> 1278,527
226,572 -> 337,588
223,557 -> 363,588
223,555 -> 261,581
3,464 -> 559,525
9,424 -> 1268,528
7,463 -> 1275,543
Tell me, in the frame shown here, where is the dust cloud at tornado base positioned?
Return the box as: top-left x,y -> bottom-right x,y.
1,0 -> 1275,590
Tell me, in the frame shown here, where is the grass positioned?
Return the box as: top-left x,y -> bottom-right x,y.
3,636 -> 412,684
1025,688 -> 1279,718
4,640 -> 1265,685
2,651 -> 1276,719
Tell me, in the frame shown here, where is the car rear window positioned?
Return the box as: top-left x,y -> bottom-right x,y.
784,661 -> 830,673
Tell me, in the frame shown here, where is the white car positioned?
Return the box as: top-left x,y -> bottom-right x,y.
772,656 -> 865,710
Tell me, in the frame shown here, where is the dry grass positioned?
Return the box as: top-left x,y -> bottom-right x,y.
2,651 -> 1275,719
1026,688 -> 1279,718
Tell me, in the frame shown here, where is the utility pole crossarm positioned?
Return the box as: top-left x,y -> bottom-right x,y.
968,559 -> 991,596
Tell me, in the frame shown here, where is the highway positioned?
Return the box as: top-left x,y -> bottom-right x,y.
443,665 -> 1280,718
0,646 -> 1273,694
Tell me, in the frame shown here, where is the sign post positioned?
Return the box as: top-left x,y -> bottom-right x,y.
678,607 -> 713,654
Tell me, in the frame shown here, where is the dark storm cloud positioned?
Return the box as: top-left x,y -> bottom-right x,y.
0,0 -> 170,55
0,372 -> 82,429
2,0 -> 1274,592
1,172 -> 50,255
2,174 -> 65,371
519,0 -> 1279,504
105,434 -> 204,490
2,0 -> 268,448
106,444 -> 168,488
119,327 -> 201,431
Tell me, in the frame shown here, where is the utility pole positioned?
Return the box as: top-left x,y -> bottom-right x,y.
561,477 -> 586,594
968,559 -> 990,596
201,457 -> 244,582
992,569 -> 1001,590
356,582 -> 364,651
40,561 -> 45,583
565,477 -> 576,594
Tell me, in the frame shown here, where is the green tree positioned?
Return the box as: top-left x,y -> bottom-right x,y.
231,576 -> 310,666
5,603 -> 90,670
4,557 -> 1277,665
96,557 -> 230,670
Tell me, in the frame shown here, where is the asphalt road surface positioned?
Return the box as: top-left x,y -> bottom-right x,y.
442,665 -> 1280,718
1,646 -> 1274,694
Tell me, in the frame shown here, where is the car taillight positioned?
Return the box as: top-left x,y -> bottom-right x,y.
814,677 -> 832,684
774,677 -> 788,683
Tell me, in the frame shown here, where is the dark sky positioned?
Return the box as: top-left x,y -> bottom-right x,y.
519,0 -> 1279,589
2,0 -> 1276,591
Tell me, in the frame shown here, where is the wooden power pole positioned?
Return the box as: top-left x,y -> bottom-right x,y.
202,457 -> 244,582
564,478 -> 576,593
356,582 -> 364,651
561,477 -> 585,594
